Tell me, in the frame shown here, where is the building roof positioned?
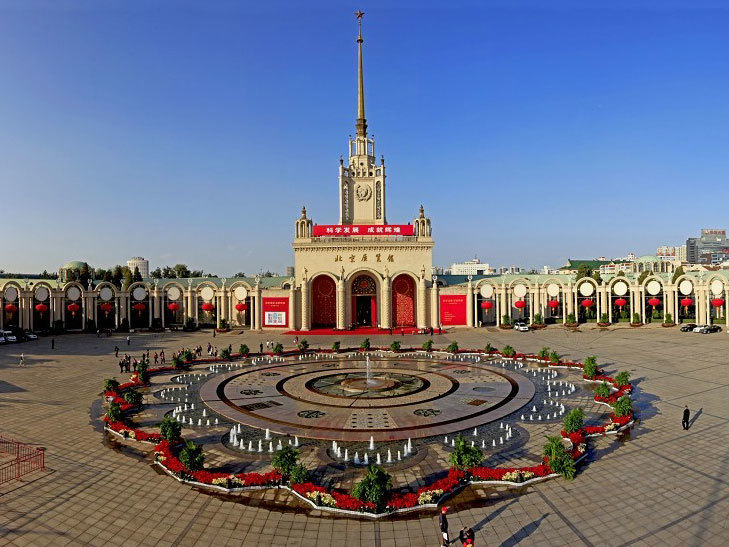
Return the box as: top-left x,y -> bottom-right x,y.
560,259 -> 611,270
61,260 -> 87,270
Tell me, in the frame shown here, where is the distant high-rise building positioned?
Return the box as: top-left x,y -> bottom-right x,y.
446,257 -> 494,276
656,245 -> 686,262
686,229 -> 728,264
127,257 -> 150,278
285,266 -> 295,277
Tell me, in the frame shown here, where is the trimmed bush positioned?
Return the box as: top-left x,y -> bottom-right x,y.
583,356 -> 598,378
239,344 -> 250,356
123,389 -> 143,406
289,463 -> 309,484
612,396 -> 632,417
562,408 -> 585,433
549,351 -> 561,364
160,415 -> 182,441
484,342 -> 495,353
538,347 -> 550,359
352,464 -> 392,512
501,315 -> 511,326
533,313 -> 544,325
665,313 -> 674,324
614,371 -> 631,386
106,402 -> 122,422
172,355 -> 184,369
179,440 -> 205,472
632,312 -> 641,324
390,340 -> 401,353
332,341 -> 341,352
502,345 -> 516,357
297,339 -> 309,352
422,338 -> 434,352
273,343 -> 284,355
220,347 -> 231,360
542,436 -> 577,480
594,382 -> 611,399
272,445 -> 300,479
360,338 -> 371,351
104,378 -> 120,393
449,434 -> 483,469
183,349 -> 194,362
566,313 -> 576,324
446,341 -> 459,354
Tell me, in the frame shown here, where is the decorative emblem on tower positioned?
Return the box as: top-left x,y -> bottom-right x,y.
355,184 -> 372,201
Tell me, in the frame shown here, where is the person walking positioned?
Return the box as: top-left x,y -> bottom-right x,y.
51,338 -> 55,349
459,526 -> 475,546
118,360 -> 124,374
114,345 -> 119,358
160,350 -> 165,365
126,335 -> 130,346
259,343 -> 263,354
683,405 -> 690,430
439,507 -> 449,546
19,353 -> 25,367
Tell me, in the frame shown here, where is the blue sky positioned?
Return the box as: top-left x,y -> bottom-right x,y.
1,0 -> 728,276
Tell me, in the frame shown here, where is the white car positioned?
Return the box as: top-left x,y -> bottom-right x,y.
513,322 -> 530,332
23,331 -> 38,340
1,331 -> 17,343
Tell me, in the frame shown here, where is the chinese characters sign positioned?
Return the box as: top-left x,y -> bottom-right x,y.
262,297 -> 288,327
334,253 -> 394,264
439,295 -> 466,326
312,224 -> 414,237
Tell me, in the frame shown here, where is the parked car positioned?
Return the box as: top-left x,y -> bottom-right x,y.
703,325 -> 722,333
0,330 -> 17,343
23,331 -> 38,340
513,322 -> 529,332
680,323 -> 697,332
0,336 -> 5,344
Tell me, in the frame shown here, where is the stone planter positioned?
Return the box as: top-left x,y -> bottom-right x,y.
630,323 -> 643,328
498,324 -> 512,330
564,323 -> 579,328
530,324 -> 547,330
597,323 -> 610,328
661,323 -> 676,328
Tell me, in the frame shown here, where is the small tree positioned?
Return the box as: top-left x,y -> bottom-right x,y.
179,440 -> 205,471
446,341 -> 459,354
123,389 -> 143,406
360,338 -> 371,351
632,312 -> 641,324
390,340 -> 401,353
183,349 -> 194,362
289,463 -> 309,484
106,402 -> 122,422
484,342 -> 495,353
533,312 -> 544,325
612,396 -> 632,417
665,312 -> 674,324
542,436 -> 577,480
332,341 -> 341,353
422,338 -> 434,352
220,347 -> 231,360
538,347 -> 550,359
599,313 -> 609,324
614,371 -> 630,386
562,408 -> 585,433
449,434 -> 483,469
351,464 -> 392,512
137,361 -> 150,384
271,445 -> 300,479
297,339 -> 309,352
159,415 -> 182,441
502,345 -> 516,357
104,378 -> 120,393
672,265 -> 684,284
594,382 -> 611,399
501,314 -> 511,326
549,351 -> 561,364
583,356 -> 598,378
566,313 -> 576,324
273,342 -> 284,355
239,344 -> 250,356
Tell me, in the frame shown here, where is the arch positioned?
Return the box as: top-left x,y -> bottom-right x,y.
311,275 -> 336,328
348,271 -> 379,327
391,274 -> 416,327
2,281 -> 23,329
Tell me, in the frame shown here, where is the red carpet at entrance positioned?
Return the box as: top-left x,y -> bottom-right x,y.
284,326 -> 425,336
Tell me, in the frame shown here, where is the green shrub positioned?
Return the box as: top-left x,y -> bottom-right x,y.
159,415 -> 182,441
185,317 -> 196,329
549,351 -> 561,364
172,355 -> 184,369
446,341 -> 459,354
501,315 -> 511,325
594,382 -> 611,399
612,396 -> 632,417
502,345 -> 516,357
137,361 -> 150,384
332,341 -> 341,352
542,436 -> 577,480
665,313 -> 673,324
271,445 -> 300,479
273,342 -> 284,355
448,434 -> 483,469
104,378 -> 120,393
583,356 -> 598,378
106,402 -> 122,422
179,440 -> 205,472
533,313 -> 544,325
600,313 -> 609,323
632,312 -> 641,324
352,464 -> 392,512
239,344 -> 250,356
297,339 -> 309,352
422,338 -> 434,352
567,313 -> 576,324
289,463 -> 309,485
390,340 -> 401,353
123,389 -> 143,406
562,408 -> 585,433
220,347 -> 231,360
614,371 -> 630,386
484,342 -> 495,353
183,349 -> 194,362
538,347 -> 550,359
360,338 -> 371,351
219,318 -> 228,329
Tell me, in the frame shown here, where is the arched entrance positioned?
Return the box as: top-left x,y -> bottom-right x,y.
391,274 -> 415,327
312,275 -> 336,328
351,274 -> 377,327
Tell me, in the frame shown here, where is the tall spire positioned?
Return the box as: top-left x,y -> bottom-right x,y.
355,10 -> 367,137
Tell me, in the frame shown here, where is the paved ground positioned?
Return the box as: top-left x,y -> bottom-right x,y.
1,325 -> 728,546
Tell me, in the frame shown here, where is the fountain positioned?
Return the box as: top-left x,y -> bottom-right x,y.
294,436 -> 299,447
265,428 -> 271,440
268,442 -> 273,453
248,441 -> 253,451
376,453 -> 381,465
258,440 -> 262,452
397,450 -> 401,461
363,453 -> 369,465
344,449 -> 349,462
387,449 -> 392,463
276,440 -> 283,451
354,452 -> 360,465
369,436 -> 375,451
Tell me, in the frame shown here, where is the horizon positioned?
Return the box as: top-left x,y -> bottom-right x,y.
2,1 -> 728,275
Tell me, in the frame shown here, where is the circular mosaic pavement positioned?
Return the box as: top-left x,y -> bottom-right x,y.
199,357 -> 535,442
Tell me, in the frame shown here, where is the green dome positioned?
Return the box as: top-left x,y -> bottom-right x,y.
62,260 -> 87,270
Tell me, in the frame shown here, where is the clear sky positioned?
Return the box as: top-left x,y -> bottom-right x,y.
1,0 -> 728,276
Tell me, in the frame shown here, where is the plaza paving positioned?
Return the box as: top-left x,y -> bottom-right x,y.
1,325 -> 728,546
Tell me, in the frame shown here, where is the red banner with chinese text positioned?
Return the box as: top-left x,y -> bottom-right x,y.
312,224 -> 413,237
439,295 -> 467,326
262,297 -> 289,328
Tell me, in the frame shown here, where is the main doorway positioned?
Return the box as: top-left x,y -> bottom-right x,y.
351,274 -> 377,327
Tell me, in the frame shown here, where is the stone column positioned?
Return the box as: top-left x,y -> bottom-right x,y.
337,278 -> 347,330
430,278 -> 440,329
499,285 -> 507,325
254,283 -> 262,331
288,283 -> 296,330
417,277 -> 427,329
300,280 -> 310,331
216,293 -> 222,329
379,276 -> 390,329
466,277 -> 474,328
528,288 -> 534,325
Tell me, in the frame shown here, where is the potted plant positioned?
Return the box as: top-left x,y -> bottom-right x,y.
597,313 -> 610,328
565,313 -> 579,328
331,341 -> 341,353
662,312 -> 676,327
630,313 -> 643,327
499,315 -> 512,330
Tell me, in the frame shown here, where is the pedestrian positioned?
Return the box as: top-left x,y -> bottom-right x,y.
259,343 -> 263,354
213,329 -> 216,338
154,352 -> 158,365
114,345 -> 119,358
51,338 -> 55,349
96,329 -> 100,338
161,350 -> 166,364
119,360 -> 124,374
459,526 -> 475,546
294,335 -> 298,346
439,507 -> 449,546
683,405 -> 690,430
19,353 -> 25,367
126,335 -> 130,346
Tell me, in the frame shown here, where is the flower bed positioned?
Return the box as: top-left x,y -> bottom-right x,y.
100,345 -> 635,517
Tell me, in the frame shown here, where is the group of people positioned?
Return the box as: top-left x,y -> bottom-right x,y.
439,507 -> 475,545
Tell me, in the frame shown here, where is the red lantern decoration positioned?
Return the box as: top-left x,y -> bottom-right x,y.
647,298 -> 660,308
513,300 -> 526,309
235,302 -> 247,312
4,303 -> 17,313
167,303 -> 180,312
100,302 -> 113,316
201,302 -> 214,312
547,300 -> 559,309
581,299 -> 594,308
614,298 -> 627,308
710,298 -> 725,308
680,298 -> 693,308
480,301 -> 493,310
132,303 -> 145,317
34,303 -> 48,318
67,303 -> 80,317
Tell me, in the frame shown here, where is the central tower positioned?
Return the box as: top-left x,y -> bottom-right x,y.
339,11 -> 386,225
